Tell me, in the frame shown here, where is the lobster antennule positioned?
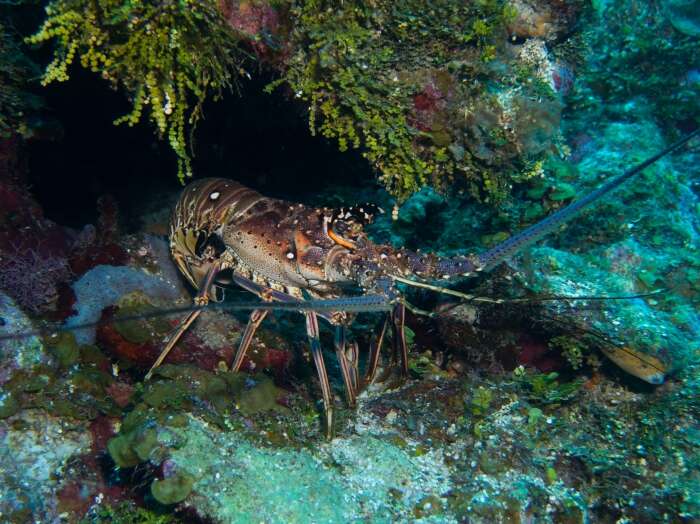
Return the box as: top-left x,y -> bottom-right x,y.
475,128 -> 699,273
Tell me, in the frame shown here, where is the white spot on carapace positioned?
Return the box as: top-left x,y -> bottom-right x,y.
286,252 -> 295,259
209,191 -> 221,200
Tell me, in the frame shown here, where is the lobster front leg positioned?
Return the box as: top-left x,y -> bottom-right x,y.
305,311 -> 334,438
145,262 -> 221,380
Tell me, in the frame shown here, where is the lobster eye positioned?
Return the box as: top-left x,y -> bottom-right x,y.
195,232 -> 226,258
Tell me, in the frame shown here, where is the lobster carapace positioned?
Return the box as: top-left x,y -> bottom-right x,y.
147,130 -> 698,436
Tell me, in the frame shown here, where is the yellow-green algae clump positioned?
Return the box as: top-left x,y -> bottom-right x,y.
27,0 -> 565,203
276,0 -> 558,202
27,0 -> 248,182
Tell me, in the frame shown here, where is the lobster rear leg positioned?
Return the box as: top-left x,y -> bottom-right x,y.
305,311 -> 335,438
334,326 -> 358,407
229,273 -> 360,410
364,314 -> 389,385
391,303 -> 409,377
230,309 -> 269,373
362,303 -> 408,386
145,263 -> 221,380
229,273 -> 368,435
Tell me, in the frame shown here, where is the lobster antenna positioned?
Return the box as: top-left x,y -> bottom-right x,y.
536,311 -> 667,381
476,128 -> 700,273
0,296 -> 393,343
391,273 -> 665,305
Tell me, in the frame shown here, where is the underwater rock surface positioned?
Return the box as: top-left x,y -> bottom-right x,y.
0,410 -> 92,522
0,292 -> 45,386
68,264 -> 182,345
164,416 -> 452,522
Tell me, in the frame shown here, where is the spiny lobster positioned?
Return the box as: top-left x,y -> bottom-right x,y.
146,130 -> 698,436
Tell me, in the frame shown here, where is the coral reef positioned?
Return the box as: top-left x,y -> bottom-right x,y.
569,0 -> 700,131
515,121 -> 700,373
26,0 -> 581,203
663,0 -> 700,36
0,239 -> 72,314
0,292 -> 45,388
0,1 -> 697,523
0,410 -> 92,522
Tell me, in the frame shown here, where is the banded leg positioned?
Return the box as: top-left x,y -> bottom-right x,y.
305,311 -> 334,438
364,314 -> 389,385
334,326 -> 358,407
145,308 -> 202,380
145,264 -> 221,380
391,303 -> 409,377
230,309 -> 269,372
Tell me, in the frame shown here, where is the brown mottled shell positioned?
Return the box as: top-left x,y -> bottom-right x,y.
169,178 -> 263,290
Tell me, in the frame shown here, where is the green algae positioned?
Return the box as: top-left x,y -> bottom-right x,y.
151,473 -> 195,505
143,382 -> 191,410
27,0 -> 247,182
0,21 -> 39,138
0,392 -> 19,418
26,0 -> 570,202
107,433 -> 141,468
132,428 -> 160,462
236,376 -> 289,417
83,502 -> 177,524
44,332 -> 80,368
549,182 -> 577,202
515,370 -> 584,405
550,336 -> 586,370
470,386 -> 494,417
108,420 -> 187,468
114,292 -> 173,342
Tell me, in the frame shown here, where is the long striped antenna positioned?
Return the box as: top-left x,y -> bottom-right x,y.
0,296 -> 393,343
476,128 -> 699,272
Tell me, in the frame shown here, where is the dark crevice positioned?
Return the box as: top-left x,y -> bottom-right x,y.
25,67 -> 376,230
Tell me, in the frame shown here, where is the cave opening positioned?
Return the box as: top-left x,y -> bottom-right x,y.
25,67 -> 376,231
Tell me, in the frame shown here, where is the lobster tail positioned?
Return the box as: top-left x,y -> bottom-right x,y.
475,129 -> 699,273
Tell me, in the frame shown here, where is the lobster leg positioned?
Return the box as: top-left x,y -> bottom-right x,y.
230,309 -> 269,372
145,264 -> 221,380
391,303 -> 409,377
305,311 -> 334,438
364,314 -> 389,385
334,326 -> 357,407
145,308 -> 202,380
